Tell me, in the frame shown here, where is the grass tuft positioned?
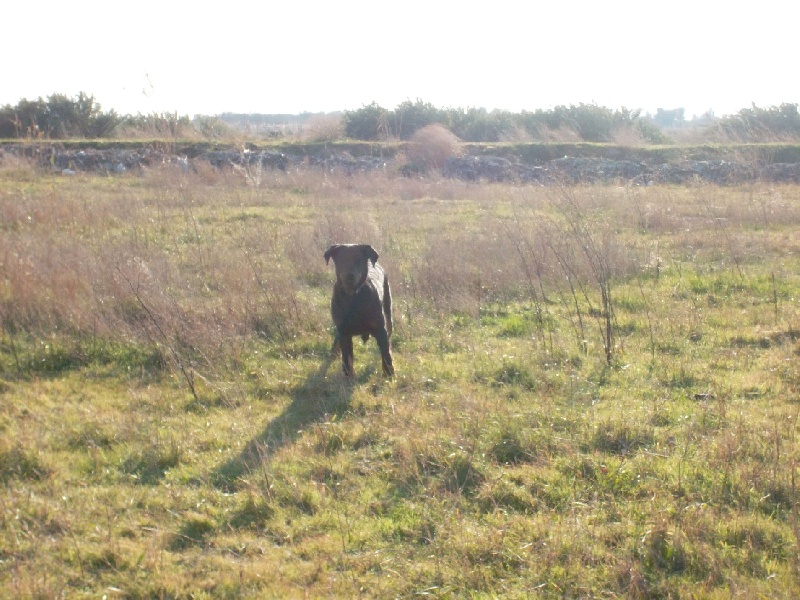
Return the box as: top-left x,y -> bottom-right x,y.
120,441 -> 180,484
169,514 -> 217,551
0,445 -> 48,482
589,421 -> 655,455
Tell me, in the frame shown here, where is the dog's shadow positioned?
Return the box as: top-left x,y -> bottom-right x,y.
211,357 -> 370,492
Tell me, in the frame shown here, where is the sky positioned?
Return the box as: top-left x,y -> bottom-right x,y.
4,0 -> 798,119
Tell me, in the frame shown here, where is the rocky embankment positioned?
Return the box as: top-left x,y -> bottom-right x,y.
3,142 -> 800,185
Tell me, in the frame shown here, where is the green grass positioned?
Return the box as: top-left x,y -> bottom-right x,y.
2,164 -> 800,597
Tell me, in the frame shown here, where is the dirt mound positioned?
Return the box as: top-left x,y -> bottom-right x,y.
3,143 -> 799,185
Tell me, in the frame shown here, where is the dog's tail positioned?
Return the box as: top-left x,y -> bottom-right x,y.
383,275 -> 393,337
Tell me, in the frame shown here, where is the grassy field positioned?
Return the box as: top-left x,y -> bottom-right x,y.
2,154 -> 800,598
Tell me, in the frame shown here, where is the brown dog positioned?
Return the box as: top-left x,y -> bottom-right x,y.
324,244 -> 394,378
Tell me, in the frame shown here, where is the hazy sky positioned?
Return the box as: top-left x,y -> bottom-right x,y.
4,0 -> 797,119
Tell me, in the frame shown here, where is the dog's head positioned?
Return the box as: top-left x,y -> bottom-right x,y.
324,244 -> 379,294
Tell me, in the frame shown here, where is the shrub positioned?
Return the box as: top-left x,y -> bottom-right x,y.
116,112 -> 194,139
389,99 -> 440,139
713,103 -> 800,142
343,102 -> 390,140
405,123 -> 462,172
0,92 -> 119,138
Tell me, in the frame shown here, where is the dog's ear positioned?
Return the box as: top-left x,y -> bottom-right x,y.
362,245 -> 379,266
324,245 -> 341,265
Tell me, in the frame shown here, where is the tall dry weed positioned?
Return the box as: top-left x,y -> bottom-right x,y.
0,152 -> 38,182
301,114 -> 344,142
407,225 -> 527,316
534,125 -> 581,143
3,157 -> 795,380
0,233 -> 98,334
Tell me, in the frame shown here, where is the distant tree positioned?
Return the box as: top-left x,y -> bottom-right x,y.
343,102 -> 391,140
714,103 -> 800,141
340,101 -> 672,143
389,99 -> 441,139
445,107 -> 514,142
0,92 -> 119,138
42,92 -> 120,137
573,103 -> 617,141
635,119 -> 671,144
0,98 -> 47,138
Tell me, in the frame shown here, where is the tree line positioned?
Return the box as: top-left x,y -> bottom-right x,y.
343,100 -> 671,143
0,92 -> 224,140
2,92 -> 800,144
0,92 -> 119,139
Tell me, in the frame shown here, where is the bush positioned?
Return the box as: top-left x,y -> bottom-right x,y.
0,92 -> 119,138
192,115 -> 236,139
117,112 -> 194,139
713,103 -> 800,142
389,99 -> 440,139
405,123 -> 462,171
343,102 -> 390,140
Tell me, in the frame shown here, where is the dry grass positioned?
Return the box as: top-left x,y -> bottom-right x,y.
2,160 -> 800,597
301,114 -> 345,142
